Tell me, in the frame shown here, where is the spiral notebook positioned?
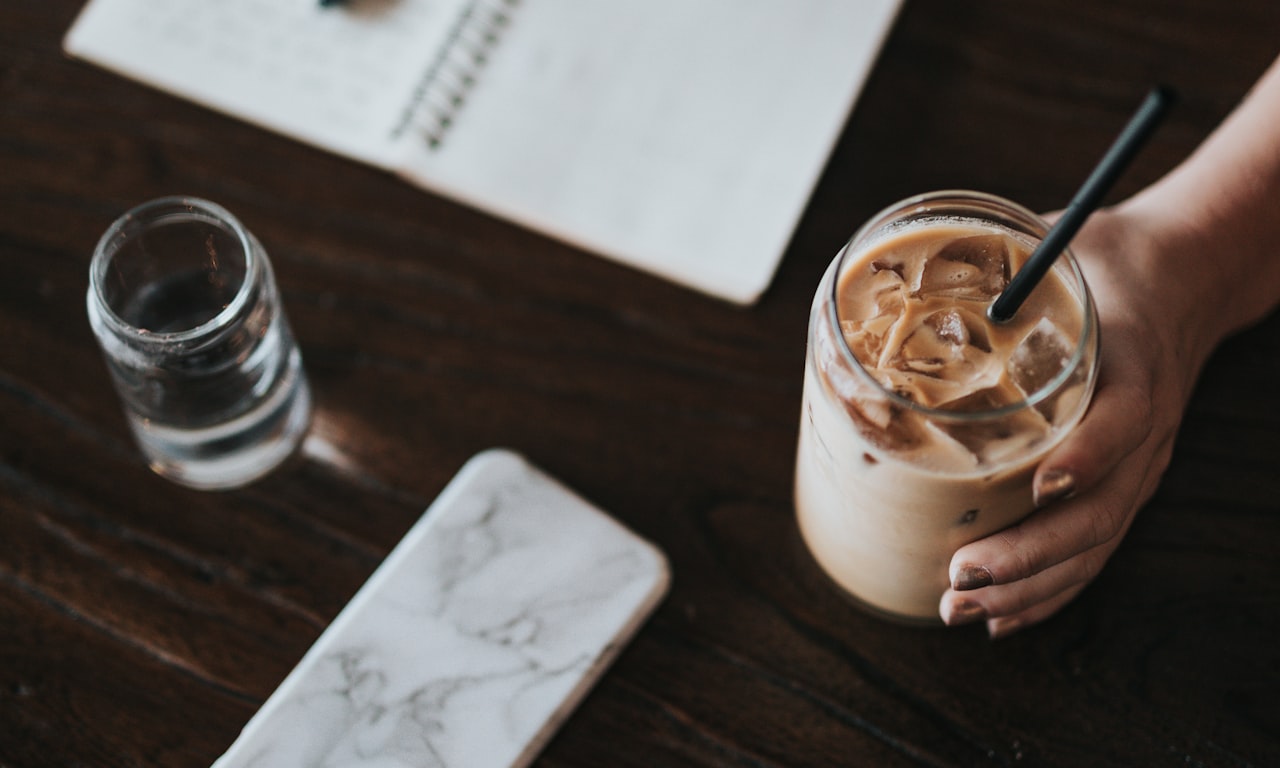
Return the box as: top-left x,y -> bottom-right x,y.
64,0 -> 901,305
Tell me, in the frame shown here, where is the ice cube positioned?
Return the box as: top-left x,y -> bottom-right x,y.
938,385 -> 1012,413
838,265 -> 905,331
841,296 -> 904,364
933,385 -> 1051,465
1008,317 -> 1073,398
880,369 -> 967,409
843,395 -> 926,453
841,319 -> 880,363
887,308 -> 1000,406
897,311 -> 965,376
920,308 -> 992,352
943,417 -> 1048,466
929,308 -> 968,346
870,259 -> 905,280
916,234 -> 1011,301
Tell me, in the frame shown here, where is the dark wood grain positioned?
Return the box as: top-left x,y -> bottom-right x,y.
2,1 -> 1278,766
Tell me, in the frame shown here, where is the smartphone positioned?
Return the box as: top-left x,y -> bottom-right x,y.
212,448 -> 670,768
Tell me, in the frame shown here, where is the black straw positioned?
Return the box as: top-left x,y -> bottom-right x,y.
988,86 -> 1176,323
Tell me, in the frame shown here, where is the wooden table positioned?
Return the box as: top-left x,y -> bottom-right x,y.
3,1 -> 1278,765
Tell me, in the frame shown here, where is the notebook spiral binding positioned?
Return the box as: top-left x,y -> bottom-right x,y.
391,0 -> 519,150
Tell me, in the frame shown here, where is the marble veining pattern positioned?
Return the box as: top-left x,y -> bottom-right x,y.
213,449 -> 669,768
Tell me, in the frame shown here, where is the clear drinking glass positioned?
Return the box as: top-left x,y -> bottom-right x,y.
87,196 -> 312,490
794,191 -> 1100,623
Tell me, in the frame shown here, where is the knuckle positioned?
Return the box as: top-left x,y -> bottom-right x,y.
993,524 -> 1040,582
1116,382 -> 1156,445
1073,547 -> 1108,585
1086,497 -> 1127,548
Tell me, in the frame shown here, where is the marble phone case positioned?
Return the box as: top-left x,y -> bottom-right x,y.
212,449 -> 670,768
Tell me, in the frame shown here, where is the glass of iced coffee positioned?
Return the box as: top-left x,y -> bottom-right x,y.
794,191 -> 1100,623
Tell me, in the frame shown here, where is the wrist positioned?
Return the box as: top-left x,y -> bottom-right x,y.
1081,202 -> 1226,393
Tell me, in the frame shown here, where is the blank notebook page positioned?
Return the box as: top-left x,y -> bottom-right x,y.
65,0 -> 902,304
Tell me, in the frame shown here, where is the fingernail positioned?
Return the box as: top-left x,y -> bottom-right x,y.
1034,468 -> 1076,508
944,598 -> 987,626
953,564 -> 994,591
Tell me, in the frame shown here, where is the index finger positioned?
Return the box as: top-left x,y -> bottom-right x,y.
949,427 -> 1165,590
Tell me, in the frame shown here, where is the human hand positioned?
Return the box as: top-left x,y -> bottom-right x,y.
937,205 -> 1217,637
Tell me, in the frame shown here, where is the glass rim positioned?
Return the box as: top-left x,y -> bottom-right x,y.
88,195 -> 258,345
826,189 -> 1098,423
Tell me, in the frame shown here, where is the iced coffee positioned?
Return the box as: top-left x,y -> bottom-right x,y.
794,191 -> 1099,623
